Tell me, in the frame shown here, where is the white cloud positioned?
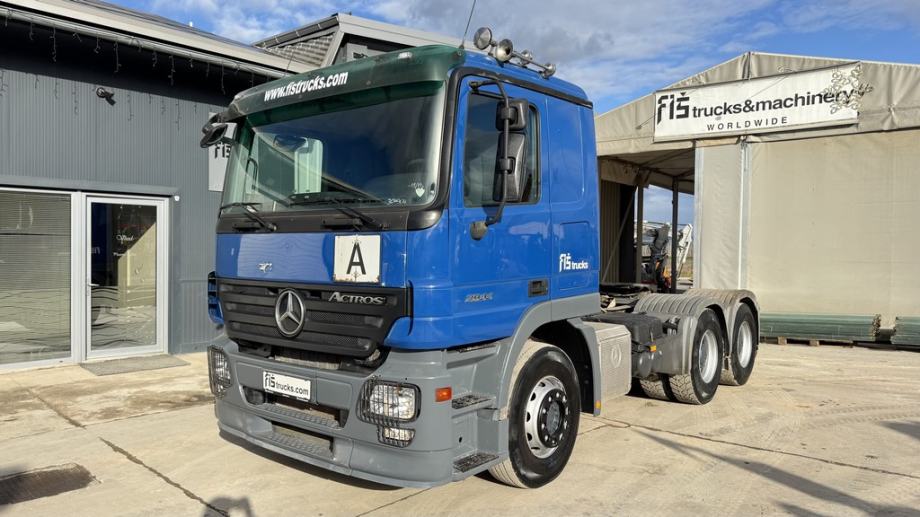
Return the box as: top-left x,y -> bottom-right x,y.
135,0 -> 920,107
363,0 -> 780,104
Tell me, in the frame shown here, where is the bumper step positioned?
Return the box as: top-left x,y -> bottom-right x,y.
251,401 -> 342,430
259,424 -> 334,460
453,452 -> 499,474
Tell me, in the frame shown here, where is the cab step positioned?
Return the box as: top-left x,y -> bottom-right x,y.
451,393 -> 494,412
453,452 -> 499,474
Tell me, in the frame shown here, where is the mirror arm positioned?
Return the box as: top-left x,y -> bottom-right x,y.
471,79 -> 512,228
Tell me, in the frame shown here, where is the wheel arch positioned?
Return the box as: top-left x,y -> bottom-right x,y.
493,294 -> 602,419
531,319 -> 599,416
634,293 -> 729,375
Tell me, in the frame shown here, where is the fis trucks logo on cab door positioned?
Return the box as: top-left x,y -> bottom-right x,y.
559,253 -> 589,272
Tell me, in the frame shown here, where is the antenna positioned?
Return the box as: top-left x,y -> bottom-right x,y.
459,0 -> 477,49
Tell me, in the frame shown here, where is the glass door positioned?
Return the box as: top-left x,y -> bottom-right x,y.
86,197 -> 167,358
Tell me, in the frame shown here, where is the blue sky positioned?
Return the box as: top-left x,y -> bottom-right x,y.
113,0 -> 919,223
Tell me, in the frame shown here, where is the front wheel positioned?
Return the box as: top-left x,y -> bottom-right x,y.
489,340 -> 581,488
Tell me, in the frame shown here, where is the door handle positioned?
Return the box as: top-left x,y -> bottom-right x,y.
528,279 -> 548,297
88,283 -> 100,288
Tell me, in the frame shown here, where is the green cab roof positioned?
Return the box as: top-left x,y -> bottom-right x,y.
224,45 -> 465,120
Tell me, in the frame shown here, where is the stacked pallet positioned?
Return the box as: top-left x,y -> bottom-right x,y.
892,317 -> 920,348
761,313 -> 881,344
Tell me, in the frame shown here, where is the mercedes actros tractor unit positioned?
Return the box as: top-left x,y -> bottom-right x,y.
202,28 -> 760,489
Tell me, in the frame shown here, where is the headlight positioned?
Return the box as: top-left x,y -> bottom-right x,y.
358,379 -> 419,424
208,346 -> 232,398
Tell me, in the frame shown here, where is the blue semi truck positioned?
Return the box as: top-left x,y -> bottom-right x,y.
201,30 -> 759,489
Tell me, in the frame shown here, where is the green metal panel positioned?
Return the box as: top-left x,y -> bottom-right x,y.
892,317 -> 920,347
761,313 -> 880,341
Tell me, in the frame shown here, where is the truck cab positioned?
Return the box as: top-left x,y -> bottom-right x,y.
204,38 -> 759,489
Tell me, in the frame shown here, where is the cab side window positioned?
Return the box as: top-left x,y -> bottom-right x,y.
463,93 -> 538,207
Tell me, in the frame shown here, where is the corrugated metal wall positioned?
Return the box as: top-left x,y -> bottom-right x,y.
0,20 -> 263,354
0,67 -> 223,352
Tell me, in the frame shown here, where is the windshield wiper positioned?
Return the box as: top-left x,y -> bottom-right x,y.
288,195 -> 385,230
325,198 -> 386,230
219,202 -> 277,232
219,201 -> 261,211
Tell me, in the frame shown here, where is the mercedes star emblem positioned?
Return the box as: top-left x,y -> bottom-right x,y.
274,289 -> 305,337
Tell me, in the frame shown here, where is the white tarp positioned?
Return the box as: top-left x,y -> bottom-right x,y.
695,144 -> 744,290
746,129 -> 920,324
653,64 -> 861,141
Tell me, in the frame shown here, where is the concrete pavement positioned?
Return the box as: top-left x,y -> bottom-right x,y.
1,346 -> 919,516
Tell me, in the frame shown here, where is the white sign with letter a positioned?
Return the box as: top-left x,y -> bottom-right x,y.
333,235 -> 381,283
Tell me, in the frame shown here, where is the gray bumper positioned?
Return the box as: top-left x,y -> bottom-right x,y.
210,336 -> 504,488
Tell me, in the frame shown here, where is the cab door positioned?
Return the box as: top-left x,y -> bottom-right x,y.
448,77 -> 550,344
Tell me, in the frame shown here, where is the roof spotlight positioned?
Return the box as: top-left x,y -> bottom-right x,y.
494,38 -> 514,63
469,27 -> 557,79
473,27 -> 493,51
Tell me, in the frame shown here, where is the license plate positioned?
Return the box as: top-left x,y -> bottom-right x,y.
263,371 -> 312,401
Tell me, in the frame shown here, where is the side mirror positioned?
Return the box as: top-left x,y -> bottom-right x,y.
200,113 -> 232,148
200,123 -> 228,148
495,99 -> 527,131
492,132 -> 528,203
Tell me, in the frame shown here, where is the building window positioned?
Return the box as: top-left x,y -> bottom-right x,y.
0,191 -> 71,365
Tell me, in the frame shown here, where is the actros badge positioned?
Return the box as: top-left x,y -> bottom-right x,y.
333,235 -> 381,283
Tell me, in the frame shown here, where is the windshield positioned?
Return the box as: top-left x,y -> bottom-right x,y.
221,83 -> 445,214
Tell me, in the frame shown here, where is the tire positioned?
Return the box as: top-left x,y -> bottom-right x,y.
489,340 -> 581,488
639,374 -> 674,401
720,304 -> 758,386
668,309 -> 725,405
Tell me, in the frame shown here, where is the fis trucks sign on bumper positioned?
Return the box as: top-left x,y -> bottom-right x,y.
653,64 -> 868,140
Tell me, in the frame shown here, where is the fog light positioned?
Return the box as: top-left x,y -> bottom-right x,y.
208,346 -> 232,398
380,427 -> 415,447
358,379 -> 419,424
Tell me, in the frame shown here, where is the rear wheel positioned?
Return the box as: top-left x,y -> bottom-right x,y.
720,304 -> 758,386
639,374 -> 674,401
489,340 -> 581,488
668,309 -> 725,404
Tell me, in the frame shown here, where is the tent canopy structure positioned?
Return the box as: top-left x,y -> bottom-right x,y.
594,52 -> 920,327
594,51 -> 920,192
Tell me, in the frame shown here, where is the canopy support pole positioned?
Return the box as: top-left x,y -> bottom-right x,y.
635,177 -> 645,284
671,177 -> 679,293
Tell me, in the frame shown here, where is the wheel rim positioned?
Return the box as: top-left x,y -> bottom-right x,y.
698,329 -> 719,383
737,321 -> 753,368
523,375 -> 569,459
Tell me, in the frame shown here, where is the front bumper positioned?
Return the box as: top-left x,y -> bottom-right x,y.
210,336 -> 495,488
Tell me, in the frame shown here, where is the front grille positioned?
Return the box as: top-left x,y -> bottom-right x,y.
218,279 -> 408,358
